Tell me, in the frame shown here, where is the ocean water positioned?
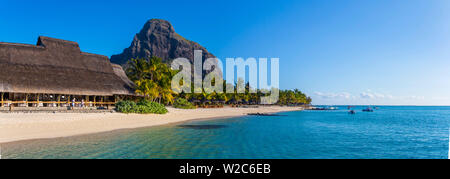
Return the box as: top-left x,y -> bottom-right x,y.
2,106 -> 450,159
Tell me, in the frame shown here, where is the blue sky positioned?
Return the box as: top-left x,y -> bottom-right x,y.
1,0 -> 450,105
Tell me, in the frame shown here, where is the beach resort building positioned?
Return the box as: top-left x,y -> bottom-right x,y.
0,36 -> 135,109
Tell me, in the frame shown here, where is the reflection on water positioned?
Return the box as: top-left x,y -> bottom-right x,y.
2,106 -> 450,159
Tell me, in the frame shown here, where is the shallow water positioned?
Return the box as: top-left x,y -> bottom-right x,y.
2,106 -> 449,159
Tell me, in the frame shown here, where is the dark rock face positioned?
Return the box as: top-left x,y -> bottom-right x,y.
110,19 -> 215,66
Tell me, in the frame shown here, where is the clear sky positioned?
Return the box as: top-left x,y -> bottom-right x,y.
1,0 -> 450,105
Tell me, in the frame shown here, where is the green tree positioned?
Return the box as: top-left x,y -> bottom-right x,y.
126,57 -> 177,104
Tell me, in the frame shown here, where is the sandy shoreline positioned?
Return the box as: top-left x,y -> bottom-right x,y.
0,106 -> 301,144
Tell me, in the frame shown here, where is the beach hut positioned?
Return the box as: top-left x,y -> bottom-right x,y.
0,36 -> 135,108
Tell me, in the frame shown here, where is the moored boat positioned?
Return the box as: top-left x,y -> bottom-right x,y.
362,107 -> 374,112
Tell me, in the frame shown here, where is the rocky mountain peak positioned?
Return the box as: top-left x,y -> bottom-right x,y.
110,19 -> 215,67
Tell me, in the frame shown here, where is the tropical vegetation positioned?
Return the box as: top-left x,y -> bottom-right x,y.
117,56 -> 312,113
126,57 -> 177,105
278,89 -> 312,106
115,99 -> 168,114
173,98 -> 196,109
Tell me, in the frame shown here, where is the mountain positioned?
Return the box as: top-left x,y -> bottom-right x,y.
110,19 -> 215,66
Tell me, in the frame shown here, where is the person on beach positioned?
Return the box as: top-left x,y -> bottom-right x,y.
81,99 -> 85,108
72,98 -> 76,107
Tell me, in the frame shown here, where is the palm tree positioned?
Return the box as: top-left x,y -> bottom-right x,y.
217,92 -> 228,103
127,57 -> 314,106
134,79 -> 159,101
126,58 -> 150,82
126,56 -> 177,104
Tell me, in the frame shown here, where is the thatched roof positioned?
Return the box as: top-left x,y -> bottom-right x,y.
0,36 -> 135,96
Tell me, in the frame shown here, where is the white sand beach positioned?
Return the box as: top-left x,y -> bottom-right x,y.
0,106 -> 301,143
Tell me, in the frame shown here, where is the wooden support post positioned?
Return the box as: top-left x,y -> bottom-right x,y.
1,92 -> 3,107
37,93 -> 40,107
57,94 -> 61,107
11,93 -> 15,107
94,96 -> 96,107
25,94 -> 29,107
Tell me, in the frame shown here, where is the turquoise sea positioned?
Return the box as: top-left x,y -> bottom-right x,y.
2,106 -> 450,159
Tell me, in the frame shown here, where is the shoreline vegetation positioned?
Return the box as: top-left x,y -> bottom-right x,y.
118,56 -> 311,113
0,106 -> 302,144
115,100 -> 168,114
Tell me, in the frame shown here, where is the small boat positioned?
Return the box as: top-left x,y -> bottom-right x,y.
362,107 -> 374,112
349,110 -> 356,114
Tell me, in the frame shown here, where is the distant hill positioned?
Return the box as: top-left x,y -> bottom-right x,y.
110,19 -> 215,66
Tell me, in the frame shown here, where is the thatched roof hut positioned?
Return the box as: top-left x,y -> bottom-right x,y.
0,36 -> 134,96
